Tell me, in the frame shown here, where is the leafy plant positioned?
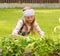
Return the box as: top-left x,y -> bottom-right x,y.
0,36 -> 28,56
0,36 -> 60,56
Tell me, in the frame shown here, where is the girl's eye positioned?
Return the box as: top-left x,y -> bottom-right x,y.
26,17 -> 30,19
26,16 -> 34,19
28,17 -> 29,19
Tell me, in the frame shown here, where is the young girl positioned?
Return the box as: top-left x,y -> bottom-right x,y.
12,6 -> 45,37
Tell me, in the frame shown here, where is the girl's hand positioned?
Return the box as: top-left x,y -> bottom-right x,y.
40,31 -> 45,37
40,32 -> 45,40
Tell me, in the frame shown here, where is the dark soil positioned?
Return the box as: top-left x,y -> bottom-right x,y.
50,51 -> 60,56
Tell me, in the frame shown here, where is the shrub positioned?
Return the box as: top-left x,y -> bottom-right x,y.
0,36 -> 60,56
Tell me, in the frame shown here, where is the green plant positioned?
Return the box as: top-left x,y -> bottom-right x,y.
0,36 -> 29,56
0,36 -> 60,56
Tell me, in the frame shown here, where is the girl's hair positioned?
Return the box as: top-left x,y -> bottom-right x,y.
23,6 -> 32,11
30,16 -> 35,34
31,17 -> 35,30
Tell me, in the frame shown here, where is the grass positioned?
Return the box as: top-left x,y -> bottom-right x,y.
0,8 -> 60,38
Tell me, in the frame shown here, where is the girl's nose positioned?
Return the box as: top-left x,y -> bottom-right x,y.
29,18 -> 32,20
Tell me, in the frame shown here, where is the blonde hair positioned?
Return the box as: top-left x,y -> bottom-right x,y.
23,6 -> 32,11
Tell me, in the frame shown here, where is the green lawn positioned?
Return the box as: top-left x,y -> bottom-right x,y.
0,8 -> 60,38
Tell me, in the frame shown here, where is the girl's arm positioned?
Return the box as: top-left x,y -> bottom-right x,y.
12,19 -> 23,37
34,21 -> 45,36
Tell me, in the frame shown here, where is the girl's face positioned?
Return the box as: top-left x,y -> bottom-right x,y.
25,15 -> 35,24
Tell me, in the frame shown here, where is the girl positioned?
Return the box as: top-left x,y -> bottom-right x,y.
12,6 -> 45,37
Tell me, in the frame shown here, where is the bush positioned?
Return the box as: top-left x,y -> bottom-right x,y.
0,36 -> 60,56
32,37 -> 60,56
0,36 -> 28,56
